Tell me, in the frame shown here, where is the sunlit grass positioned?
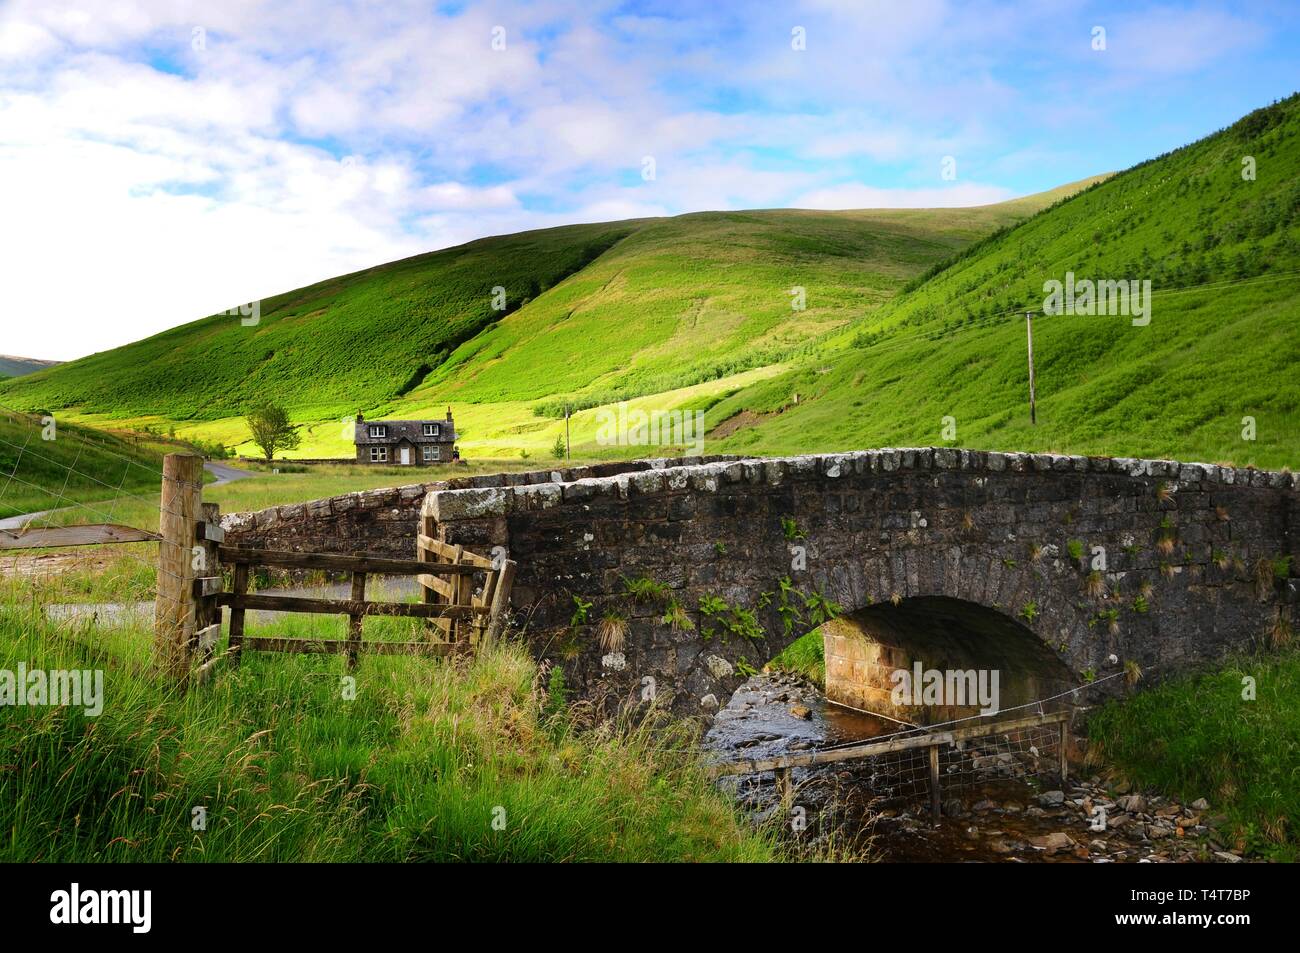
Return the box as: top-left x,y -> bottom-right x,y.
0,564 -> 784,863
710,97 -> 1300,470
1088,649 -> 1300,861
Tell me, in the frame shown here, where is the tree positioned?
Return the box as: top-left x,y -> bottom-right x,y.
245,402 -> 301,462
551,434 -> 567,460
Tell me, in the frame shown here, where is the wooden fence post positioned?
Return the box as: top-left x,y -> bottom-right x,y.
472,564 -> 500,648
154,453 -> 204,685
929,744 -> 942,823
191,501 -> 223,683
775,766 -> 793,810
484,558 -> 516,646
1058,719 -> 1070,784
347,556 -> 366,670
228,563 -> 249,667
418,518 -> 438,639
449,543 -> 464,642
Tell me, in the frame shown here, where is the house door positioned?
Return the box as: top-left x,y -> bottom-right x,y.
400,446 -> 410,465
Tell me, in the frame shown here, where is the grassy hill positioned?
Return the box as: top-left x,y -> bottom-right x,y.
0,223 -> 642,422
706,95 -> 1300,469
0,188 -> 1079,458
2,95 -> 1296,472
0,355 -> 60,378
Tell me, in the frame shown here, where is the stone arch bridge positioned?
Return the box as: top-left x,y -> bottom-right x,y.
420,449 -> 1298,717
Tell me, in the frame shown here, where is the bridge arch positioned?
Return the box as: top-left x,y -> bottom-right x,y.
818,596 -> 1077,725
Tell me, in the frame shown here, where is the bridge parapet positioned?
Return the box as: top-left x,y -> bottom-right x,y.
426,448 -> 1297,519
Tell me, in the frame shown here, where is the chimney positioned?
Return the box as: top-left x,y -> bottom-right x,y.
356,412 -> 364,422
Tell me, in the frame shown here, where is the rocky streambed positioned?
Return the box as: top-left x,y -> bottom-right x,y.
702,673 -> 1247,863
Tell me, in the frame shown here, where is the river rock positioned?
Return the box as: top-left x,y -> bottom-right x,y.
1029,832 -> 1074,853
1117,794 -> 1146,813
1038,790 -> 1066,807
705,655 -> 734,679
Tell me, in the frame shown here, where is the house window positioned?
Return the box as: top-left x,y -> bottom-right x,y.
422,423 -> 440,437
370,447 -> 388,462
422,445 -> 440,462
368,425 -> 387,438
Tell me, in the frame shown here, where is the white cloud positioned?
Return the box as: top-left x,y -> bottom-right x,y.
1098,5 -> 1265,75
0,0 -> 1285,361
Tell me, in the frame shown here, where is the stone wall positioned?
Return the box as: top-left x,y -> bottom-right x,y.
220,454 -> 744,560
424,448 -> 1299,716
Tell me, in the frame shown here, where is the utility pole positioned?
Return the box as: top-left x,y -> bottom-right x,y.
1025,311 -> 1037,426
564,404 -> 571,460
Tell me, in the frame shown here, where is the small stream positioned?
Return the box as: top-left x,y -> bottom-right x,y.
702,673 -> 1235,863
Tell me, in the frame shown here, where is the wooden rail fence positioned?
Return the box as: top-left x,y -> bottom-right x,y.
6,452 -> 514,686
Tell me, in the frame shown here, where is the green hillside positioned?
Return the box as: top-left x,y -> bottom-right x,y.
0,355 -> 60,378
0,190 -> 1075,456
707,95 -> 1300,469
0,223 -> 641,422
2,96 -> 1296,472
414,200 -> 1076,415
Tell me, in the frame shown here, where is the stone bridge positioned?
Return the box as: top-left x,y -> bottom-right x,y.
423,448 -> 1298,718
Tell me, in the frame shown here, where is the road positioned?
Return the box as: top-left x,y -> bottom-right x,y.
205,460 -> 255,486
0,507 -> 62,532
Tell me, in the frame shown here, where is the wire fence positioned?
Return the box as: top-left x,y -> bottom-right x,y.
0,412 -> 200,594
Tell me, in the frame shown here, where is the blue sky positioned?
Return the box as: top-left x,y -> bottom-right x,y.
1,0 -> 1297,359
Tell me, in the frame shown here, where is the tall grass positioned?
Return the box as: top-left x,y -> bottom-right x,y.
1087,649 -> 1300,861
0,564 -> 781,862
767,630 -> 825,685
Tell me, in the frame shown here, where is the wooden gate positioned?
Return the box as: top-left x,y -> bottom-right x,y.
417,530 -> 515,647
143,453 -> 513,685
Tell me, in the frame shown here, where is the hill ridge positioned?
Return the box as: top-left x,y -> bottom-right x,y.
3,94 -> 1296,470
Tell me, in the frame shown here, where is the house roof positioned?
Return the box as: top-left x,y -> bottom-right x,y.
354,419 -> 456,446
